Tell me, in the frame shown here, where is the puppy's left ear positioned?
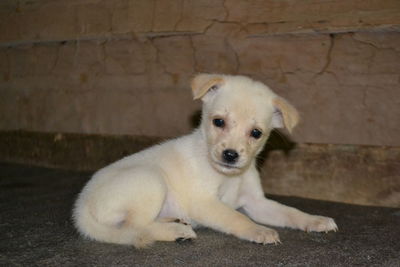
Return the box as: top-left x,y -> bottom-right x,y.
271,97 -> 300,133
191,73 -> 225,100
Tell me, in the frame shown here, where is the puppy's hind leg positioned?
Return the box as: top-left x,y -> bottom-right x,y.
147,221 -> 197,242
74,167 -> 195,248
109,217 -> 197,247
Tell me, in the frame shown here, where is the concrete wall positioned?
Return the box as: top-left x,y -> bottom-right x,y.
1,0 -> 400,146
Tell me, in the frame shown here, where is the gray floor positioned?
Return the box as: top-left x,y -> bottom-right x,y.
0,162 -> 399,266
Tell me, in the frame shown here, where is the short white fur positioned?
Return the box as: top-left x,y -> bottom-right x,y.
73,74 -> 337,248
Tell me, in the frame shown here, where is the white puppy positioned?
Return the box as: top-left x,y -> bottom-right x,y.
73,74 -> 337,248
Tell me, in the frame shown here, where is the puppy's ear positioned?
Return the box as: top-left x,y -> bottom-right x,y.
271,97 -> 300,133
191,73 -> 224,100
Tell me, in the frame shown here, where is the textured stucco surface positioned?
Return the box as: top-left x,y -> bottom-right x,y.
1,0 -> 399,44
0,0 -> 400,146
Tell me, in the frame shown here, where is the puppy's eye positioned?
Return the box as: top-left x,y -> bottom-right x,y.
210,85 -> 219,90
213,118 -> 225,128
250,129 -> 262,139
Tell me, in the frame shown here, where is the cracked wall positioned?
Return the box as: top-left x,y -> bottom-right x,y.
1,0 -> 400,146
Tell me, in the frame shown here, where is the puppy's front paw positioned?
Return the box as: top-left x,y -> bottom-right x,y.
172,223 -> 197,240
305,215 -> 338,233
241,225 -> 280,245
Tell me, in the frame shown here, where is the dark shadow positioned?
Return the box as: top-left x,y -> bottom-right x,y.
189,109 -> 202,129
256,129 -> 297,170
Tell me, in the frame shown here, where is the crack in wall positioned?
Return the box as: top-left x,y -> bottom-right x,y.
150,0 -> 157,33
109,0 -> 118,34
147,36 -> 177,82
2,0 -> 400,48
144,31 -> 200,38
225,38 -> 240,74
201,19 -> 244,36
277,57 -> 286,83
222,0 -> 230,21
316,33 -> 335,76
50,43 -> 61,75
188,36 -> 199,73
351,34 -> 377,110
74,39 -> 81,73
173,0 -> 185,31
100,39 -> 108,75
202,20 -> 217,35
352,35 -> 380,50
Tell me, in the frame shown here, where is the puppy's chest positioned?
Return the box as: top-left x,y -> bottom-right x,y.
217,177 -> 242,209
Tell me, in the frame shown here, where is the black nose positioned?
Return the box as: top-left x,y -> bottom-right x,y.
222,149 -> 239,164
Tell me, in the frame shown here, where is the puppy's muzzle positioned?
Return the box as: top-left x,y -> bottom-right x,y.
222,149 -> 239,164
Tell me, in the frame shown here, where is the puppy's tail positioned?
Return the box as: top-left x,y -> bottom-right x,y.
72,198 -> 154,248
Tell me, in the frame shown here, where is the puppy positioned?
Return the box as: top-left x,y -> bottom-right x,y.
73,74 -> 337,248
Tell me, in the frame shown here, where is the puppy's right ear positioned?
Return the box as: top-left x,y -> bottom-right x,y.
271,97 -> 300,133
191,74 -> 224,100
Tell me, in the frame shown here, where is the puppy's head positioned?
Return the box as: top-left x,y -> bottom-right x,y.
192,73 -> 299,175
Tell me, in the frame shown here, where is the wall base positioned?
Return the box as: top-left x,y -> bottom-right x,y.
1,130 -> 399,208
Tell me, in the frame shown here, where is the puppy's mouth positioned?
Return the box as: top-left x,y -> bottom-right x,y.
211,159 -> 245,175
216,162 -> 240,169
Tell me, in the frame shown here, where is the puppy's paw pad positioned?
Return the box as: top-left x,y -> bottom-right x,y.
305,216 -> 338,233
172,223 -> 197,240
175,237 -> 193,244
243,226 -> 280,245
